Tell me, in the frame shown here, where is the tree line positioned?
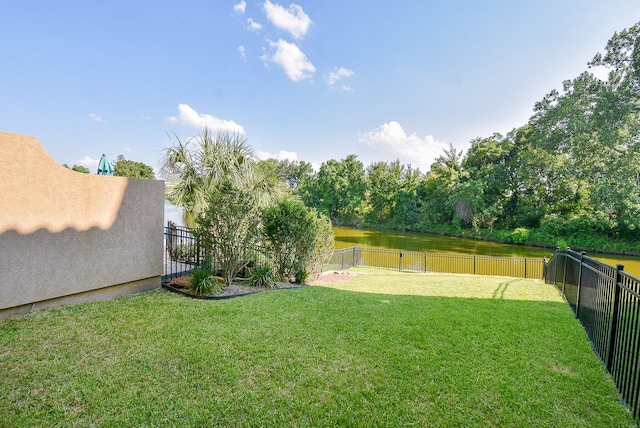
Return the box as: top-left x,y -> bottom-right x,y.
77,22 -> 640,255
283,22 -> 640,254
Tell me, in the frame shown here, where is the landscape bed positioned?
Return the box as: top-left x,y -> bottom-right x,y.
0,272 -> 634,427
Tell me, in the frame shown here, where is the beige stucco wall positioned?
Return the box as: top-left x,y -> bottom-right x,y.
0,132 -> 164,317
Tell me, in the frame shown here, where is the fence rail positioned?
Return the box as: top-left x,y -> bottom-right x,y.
327,246 -> 545,279
545,248 -> 640,420
163,221 -> 203,282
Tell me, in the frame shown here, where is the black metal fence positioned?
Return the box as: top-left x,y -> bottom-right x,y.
327,246 -> 545,279
545,248 -> 640,420
163,222 -> 281,282
163,222 -> 203,282
164,225 -> 547,281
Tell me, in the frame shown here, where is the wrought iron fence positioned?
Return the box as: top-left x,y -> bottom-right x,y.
165,225 -> 547,281
326,246 -> 545,279
163,222 -> 203,282
545,248 -> 640,420
163,222 -> 279,282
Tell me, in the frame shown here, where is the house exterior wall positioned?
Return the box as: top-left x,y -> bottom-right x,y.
0,132 -> 164,318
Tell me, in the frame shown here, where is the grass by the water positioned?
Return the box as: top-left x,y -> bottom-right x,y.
0,272 -> 634,427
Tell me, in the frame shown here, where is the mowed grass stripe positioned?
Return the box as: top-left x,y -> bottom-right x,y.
0,277 -> 634,427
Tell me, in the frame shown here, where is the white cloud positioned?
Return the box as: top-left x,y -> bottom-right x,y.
167,103 -> 245,134
232,1 -> 246,15
88,113 -> 105,123
247,18 -> 263,31
358,121 -> 448,172
263,0 -> 311,39
77,155 -> 99,171
238,45 -> 246,61
262,39 -> 315,81
256,150 -> 298,161
326,67 -> 355,88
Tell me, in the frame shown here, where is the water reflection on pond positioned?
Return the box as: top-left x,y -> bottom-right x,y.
333,227 -> 640,277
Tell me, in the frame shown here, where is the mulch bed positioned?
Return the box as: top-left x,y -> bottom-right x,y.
162,271 -> 355,300
161,279 -> 307,300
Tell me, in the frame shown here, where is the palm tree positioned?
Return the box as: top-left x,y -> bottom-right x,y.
160,128 -> 287,223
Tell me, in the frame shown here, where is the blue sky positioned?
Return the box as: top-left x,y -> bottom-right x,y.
2,1 -> 640,173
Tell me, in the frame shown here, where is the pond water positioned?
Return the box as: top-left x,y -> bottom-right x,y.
334,226 -> 640,278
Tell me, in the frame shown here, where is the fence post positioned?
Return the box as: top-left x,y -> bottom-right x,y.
575,251 -> 586,319
424,252 -> 427,273
562,247 -> 570,294
524,258 -> 527,279
607,264 -> 625,372
196,229 -> 201,268
473,255 -> 476,275
399,251 -> 403,272
554,247 -> 560,287
542,257 -> 547,281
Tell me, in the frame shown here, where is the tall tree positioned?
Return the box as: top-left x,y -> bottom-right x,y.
588,22 -> 640,233
274,159 -> 314,190
364,160 -> 405,225
389,165 -> 422,230
418,144 -> 465,227
113,155 -> 155,179
528,22 -> 640,236
300,154 -> 366,224
160,129 -> 257,217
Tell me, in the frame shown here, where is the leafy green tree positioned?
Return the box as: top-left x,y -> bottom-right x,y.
462,134 -> 514,222
261,199 -> 334,283
278,159 -> 314,190
300,154 -> 366,224
417,144 -> 465,227
364,160 -> 405,225
389,165 -> 423,230
193,180 -> 260,286
530,55 -> 640,234
450,179 -> 485,228
62,164 -> 90,174
503,125 -> 551,228
256,159 -> 314,194
113,155 -> 155,179
588,22 -> 640,233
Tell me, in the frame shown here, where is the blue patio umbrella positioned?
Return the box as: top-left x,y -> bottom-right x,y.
97,154 -> 114,176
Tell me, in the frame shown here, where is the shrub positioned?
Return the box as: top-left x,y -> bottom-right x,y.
190,267 -> 223,295
261,199 -> 334,282
511,227 -> 530,244
294,268 -> 308,285
244,264 -> 278,288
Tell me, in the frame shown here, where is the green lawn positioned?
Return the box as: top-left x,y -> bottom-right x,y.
0,272 -> 634,427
